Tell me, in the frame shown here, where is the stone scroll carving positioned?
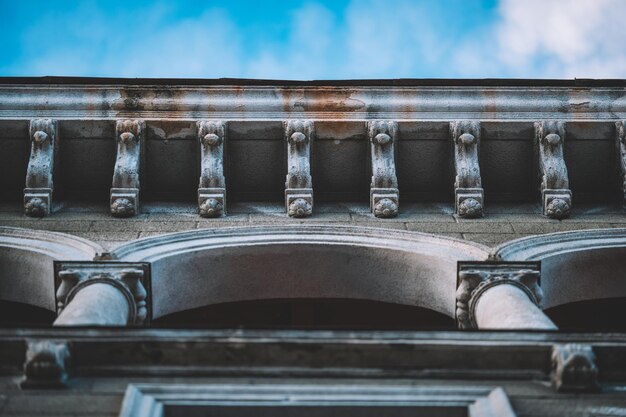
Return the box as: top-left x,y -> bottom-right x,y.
551,343 -> 599,392
617,121 -> 626,206
21,340 -> 70,389
368,121 -> 399,218
197,121 -> 227,218
55,262 -> 150,325
111,120 -> 144,217
285,120 -> 313,218
535,121 -> 571,219
456,262 -> 543,329
451,121 -> 483,218
24,119 -> 57,217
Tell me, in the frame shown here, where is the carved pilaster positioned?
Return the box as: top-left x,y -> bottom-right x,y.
451,121 -> 483,218
24,119 -> 57,217
616,121 -> 626,206
197,120 -> 227,217
551,344 -> 599,392
21,340 -> 70,389
55,262 -> 150,325
368,120 -> 399,218
285,120 -> 313,218
456,262 -> 543,329
536,121 -> 571,219
111,120 -> 144,217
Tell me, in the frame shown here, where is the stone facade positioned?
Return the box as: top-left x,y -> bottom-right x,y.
1,78 -> 626,416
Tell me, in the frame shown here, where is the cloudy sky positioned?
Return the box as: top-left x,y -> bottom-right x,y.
1,0 -> 624,79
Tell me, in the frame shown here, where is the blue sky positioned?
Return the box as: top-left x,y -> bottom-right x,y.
1,0 -> 624,79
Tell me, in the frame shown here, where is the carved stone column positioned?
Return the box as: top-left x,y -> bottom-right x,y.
54,262 -> 149,326
451,121 -> 483,218
111,120 -> 144,217
285,120 -> 313,218
616,121 -> 626,206
456,262 -> 557,330
24,119 -> 57,217
536,121 -> 571,219
368,120 -> 399,218
197,120 -> 226,217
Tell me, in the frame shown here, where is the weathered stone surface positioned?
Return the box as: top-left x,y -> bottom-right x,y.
551,343 -> 599,393
111,120 -> 144,218
536,121 -> 571,219
451,121 -> 483,218
24,119 -> 57,217
21,340 -> 69,389
368,120 -> 399,218
197,120 -> 226,218
284,120 -> 313,217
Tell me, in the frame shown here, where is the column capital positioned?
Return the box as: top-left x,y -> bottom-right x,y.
54,261 -> 151,325
456,261 -> 542,329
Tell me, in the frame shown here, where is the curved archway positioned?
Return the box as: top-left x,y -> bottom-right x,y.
0,227 -> 101,313
494,228 -> 626,309
111,225 -> 489,320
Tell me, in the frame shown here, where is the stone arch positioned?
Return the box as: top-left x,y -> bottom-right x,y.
494,228 -> 626,309
110,225 -> 489,320
0,227 -> 101,312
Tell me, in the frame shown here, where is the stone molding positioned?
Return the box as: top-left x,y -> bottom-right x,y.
111,119 -> 144,217
197,120 -> 226,218
20,339 -> 70,389
0,226 -> 102,260
493,228 -> 626,261
120,384 -> 517,417
24,118 -> 57,217
535,121 -> 571,219
368,120 -> 399,218
1,84 -> 626,120
54,261 -> 151,325
456,261 -> 542,329
551,343 -> 599,392
285,120 -> 313,217
451,121 -> 483,218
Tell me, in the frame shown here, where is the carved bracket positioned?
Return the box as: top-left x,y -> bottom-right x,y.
456,261 -> 543,329
535,121 -> 571,219
451,121 -> 483,218
111,120 -> 144,217
54,262 -> 151,325
21,339 -> 70,389
368,120 -> 399,218
24,119 -> 57,217
285,120 -> 313,217
197,120 -> 227,217
551,343 -> 599,392
616,121 -> 626,206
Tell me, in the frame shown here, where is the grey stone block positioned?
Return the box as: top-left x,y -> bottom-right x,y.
406,222 -> 514,233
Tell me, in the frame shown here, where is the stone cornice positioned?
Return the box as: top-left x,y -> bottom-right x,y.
1,84 -> 625,120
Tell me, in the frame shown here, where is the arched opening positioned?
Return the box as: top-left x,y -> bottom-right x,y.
113,225 -> 489,324
152,298 -> 455,329
0,227 -> 101,323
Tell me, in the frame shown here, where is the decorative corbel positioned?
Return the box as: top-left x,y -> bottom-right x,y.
536,121 -> 571,219
197,120 -> 226,217
368,120 -> 399,218
21,340 -> 70,389
285,120 -> 313,218
451,121 -> 483,218
616,121 -> 626,206
55,262 -> 150,325
24,119 -> 57,217
456,262 -> 543,329
551,344 -> 599,392
111,120 -> 144,217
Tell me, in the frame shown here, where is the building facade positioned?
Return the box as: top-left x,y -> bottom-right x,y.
1,78 -> 626,415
